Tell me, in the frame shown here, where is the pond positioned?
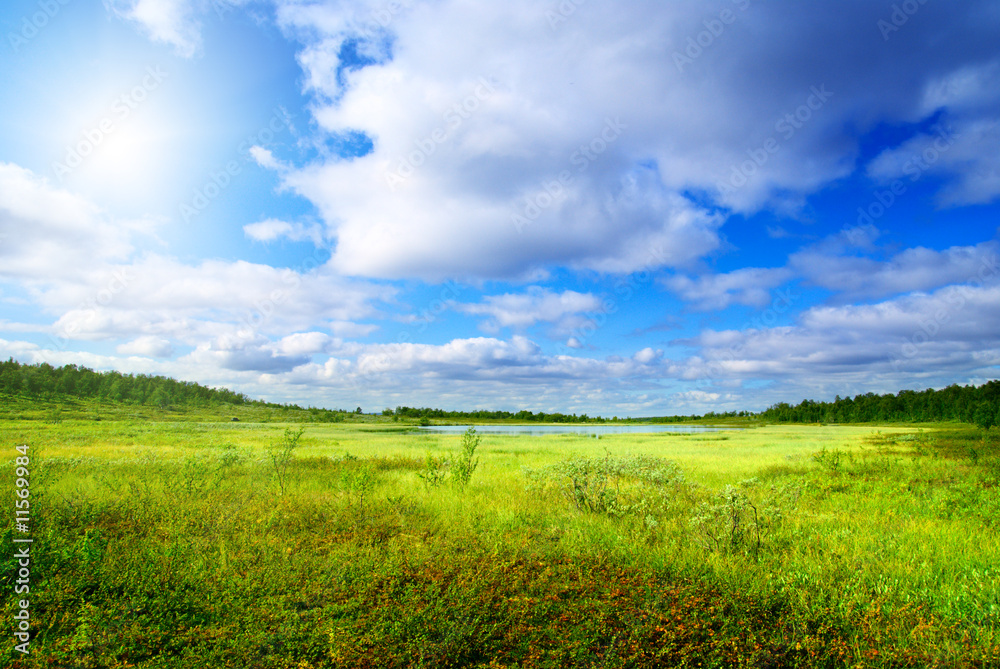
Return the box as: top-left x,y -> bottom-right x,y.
417,424 -> 738,436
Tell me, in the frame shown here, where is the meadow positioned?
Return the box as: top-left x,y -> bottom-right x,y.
2,403 -> 999,668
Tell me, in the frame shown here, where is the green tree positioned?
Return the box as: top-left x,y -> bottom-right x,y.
973,402 -> 995,429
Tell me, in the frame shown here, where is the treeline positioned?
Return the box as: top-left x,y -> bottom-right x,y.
648,410 -> 754,423
389,406 -> 605,423
5,359 -> 999,428
0,359 -> 257,409
759,381 -> 1000,428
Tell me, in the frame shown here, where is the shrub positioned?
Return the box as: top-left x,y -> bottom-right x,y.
417,453 -> 449,487
451,427 -> 481,488
812,445 -> 845,472
690,485 -> 763,558
523,453 -> 688,516
270,426 -> 304,495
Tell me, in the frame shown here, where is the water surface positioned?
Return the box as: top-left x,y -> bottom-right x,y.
417,424 -> 736,436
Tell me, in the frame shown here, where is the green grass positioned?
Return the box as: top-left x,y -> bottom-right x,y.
3,408 -> 999,668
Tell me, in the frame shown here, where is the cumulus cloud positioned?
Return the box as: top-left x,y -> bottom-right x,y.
0,164 -> 390,367
456,287 -> 604,334
260,0 -> 1000,280
281,335 -> 673,405
44,255 -> 391,349
106,1 -> 1000,282
0,163 -> 141,282
106,0 -> 205,58
867,117 -> 1000,207
662,267 -> 793,311
675,282 -> 1000,399
117,336 -> 175,358
792,240 -> 1000,301
864,56 -> 1000,206
243,218 -> 326,245
249,146 -> 284,170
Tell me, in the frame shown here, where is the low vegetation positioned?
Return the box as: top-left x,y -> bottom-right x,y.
3,406 -> 999,667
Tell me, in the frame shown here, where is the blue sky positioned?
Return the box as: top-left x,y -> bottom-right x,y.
1,0 -> 998,416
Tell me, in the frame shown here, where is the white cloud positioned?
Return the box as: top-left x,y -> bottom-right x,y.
0,163 -> 141,282
264,0 -> 1000,281
243,218 -> 294,242
867,118 -> 1000,206
633,347 -> 662,364
675,282 -> 1000,400
243,218 -> 325,245
249,146 -> 283,170
0,164 -> 390,363
917,59 -> 1000,116
106,0 -> 204,58
44,255 -> 391,346
662,267 -> 793,311
117,336 -> 175,358
456,287 -> 604,334
278,334 -> 674,407
792,240 -> 1000,301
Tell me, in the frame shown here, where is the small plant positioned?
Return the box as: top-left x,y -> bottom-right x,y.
338,464 -> 377,518
523,453 -> 688,516
812,445 -> 844,472
690,486 -> 763,558
451,427 -> 481,488
270,426 -> 304,495
417,453 -> 449,487
524,456 -> 614,513
45,405 -> 64,424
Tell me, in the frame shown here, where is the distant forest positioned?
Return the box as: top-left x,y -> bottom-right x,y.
1,359 -> 998,428
0,359 -> 257,408
390,406 -> 605,423
757,381 -> 1000,428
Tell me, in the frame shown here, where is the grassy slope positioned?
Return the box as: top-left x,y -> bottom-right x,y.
2,403 -> 999,668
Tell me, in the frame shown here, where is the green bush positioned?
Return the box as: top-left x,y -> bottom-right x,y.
523,453 -> 688,516
451,427 -> 481,488
417,453 -> 449,487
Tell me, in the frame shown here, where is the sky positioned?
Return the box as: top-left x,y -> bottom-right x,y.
0,0 -> 999,416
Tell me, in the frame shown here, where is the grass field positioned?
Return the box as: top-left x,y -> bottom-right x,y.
3,408 -> 999,667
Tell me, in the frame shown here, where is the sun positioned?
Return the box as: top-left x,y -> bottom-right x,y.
46,65 -> 186,216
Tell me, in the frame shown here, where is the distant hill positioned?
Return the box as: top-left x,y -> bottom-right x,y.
0,358 -> 256,408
